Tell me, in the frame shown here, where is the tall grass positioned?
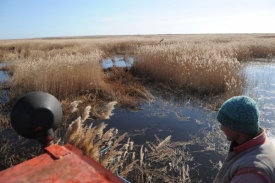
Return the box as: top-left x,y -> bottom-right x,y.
0,34 -> 274,123
9,50 -> 105,99
127,136 -> 193,183
65,103 -> 137,179
0,38 -> 153,110
0,34 -> 275,182
133,42 -> 244,107
1,36 -> 275,103
65,103 -> 193,182
0,34 -> 274,131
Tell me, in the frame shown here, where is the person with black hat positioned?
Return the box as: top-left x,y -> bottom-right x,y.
214,96 -> 275,183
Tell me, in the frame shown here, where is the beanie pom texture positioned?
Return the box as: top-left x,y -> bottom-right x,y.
217,96 -> 260,134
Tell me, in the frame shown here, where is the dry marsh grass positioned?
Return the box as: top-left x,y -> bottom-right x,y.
64,103 -> 136,178
0,38 -> 154,110
134,42 -> 242,94
65,104 -> 194,183
0,34 -> 275,181
1,34 -> 273,109
133,42 -> 245,109
9,51 -> 105,99
128,136 -> 194,183
105,68 -> 153,108
0,110 -> 9,130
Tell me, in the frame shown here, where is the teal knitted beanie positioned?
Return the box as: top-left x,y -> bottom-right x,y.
217,96 -> 260,135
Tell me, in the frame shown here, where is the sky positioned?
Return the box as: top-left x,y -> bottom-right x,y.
1,0 -> 275,40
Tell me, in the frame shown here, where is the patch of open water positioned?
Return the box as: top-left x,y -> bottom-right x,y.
1,60 -> 275,182
100,60 -> 275,144
94,97 -> 220,182
0,63 -> 10,104
102,55 -> 134,69
243,61 -> 275,143
98,59 -> 275,182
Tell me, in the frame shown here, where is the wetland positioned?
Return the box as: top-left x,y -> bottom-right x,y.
0,34 -> 275,182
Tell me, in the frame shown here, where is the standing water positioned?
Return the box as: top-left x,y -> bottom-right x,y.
243,61 -> 275,143
99,58 -> 275,182
0,63 -> 10,104
1,59 -> 275,182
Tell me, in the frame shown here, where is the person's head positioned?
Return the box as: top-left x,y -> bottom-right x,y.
217,96 -> 260,143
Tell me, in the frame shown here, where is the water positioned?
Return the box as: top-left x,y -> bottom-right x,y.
0,63 -> 10,104
0,63 -> 10,83
243,61 -> 275,143
101,55 -> 134,69
1,60 -> 275,182
100,60 -> 275,144
96,59 -> 275,182
98,98 -> 212,142
94,97 -> 220,182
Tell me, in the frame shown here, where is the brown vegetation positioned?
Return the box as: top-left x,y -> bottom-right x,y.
0,34 -> 275,181
66,104 -> 193,182
1,34 -> 274,109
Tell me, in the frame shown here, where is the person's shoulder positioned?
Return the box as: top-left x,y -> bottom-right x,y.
232,170 -> 272,183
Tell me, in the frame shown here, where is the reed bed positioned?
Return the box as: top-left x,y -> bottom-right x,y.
0,38 -> 154,110
9,51 -> 105,99
0,34 -> 275,181
65,103 -> 194,183
126,136 -> 194,183
133,42 -> 244,108
65,106 -> 127,171
1,34 -> 273,107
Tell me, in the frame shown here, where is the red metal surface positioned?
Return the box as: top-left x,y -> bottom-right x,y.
0,144 -> 124,183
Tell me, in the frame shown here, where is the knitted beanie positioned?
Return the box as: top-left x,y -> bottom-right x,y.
217,96 -> 260,135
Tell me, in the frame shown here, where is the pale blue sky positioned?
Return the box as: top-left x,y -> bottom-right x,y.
1,0 -> 275,40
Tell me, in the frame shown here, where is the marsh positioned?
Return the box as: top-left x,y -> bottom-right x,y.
0,34 -> 275,182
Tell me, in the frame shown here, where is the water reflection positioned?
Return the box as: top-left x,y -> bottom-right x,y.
100,61 -> 275,144
243,61 -> 275,144
1,59 -> 275,182
95,60 -> 275,182
0,63 -> 10,105
99,97 -> 215,143
101,55 -> 134,69
0,63 -> 10,83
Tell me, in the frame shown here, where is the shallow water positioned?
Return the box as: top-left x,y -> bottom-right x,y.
102,60 -> 275,143
0,63 -> 10,104
243,61 -> 275,143
101,55 -> 134,69
96,60 -> 275,182
1,60 -> 275,182
94,97 -> 220,182
0,63 -> 10,83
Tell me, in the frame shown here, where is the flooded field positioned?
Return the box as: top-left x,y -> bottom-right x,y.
0,59 -> 275,182
102,57 -> 275,142
98,59 -> 275,182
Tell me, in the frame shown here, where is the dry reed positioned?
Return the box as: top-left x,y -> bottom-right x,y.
1,34 -> 274,108
133,42 -> 243,99
64,103 -> 136,176
125,136 -> 193,183
0,34 -> 275,182
64,103 -> 195,182
9,50 -> 105,99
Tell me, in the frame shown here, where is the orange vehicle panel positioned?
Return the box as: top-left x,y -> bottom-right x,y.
0,144 -> 124,183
